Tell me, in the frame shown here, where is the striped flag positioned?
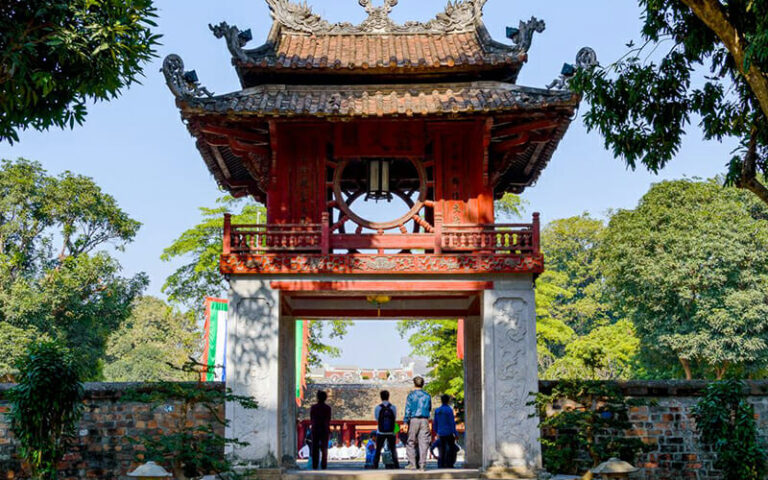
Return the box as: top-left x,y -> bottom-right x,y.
201,297 -> 228,382
456,318 -> 465,360
295,320 -> 310,405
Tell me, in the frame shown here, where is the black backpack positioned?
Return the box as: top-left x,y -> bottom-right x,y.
378,403 -> 395,433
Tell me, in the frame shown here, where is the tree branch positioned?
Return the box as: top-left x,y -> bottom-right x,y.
738,128 -> 768,204
679,0 -> 768,122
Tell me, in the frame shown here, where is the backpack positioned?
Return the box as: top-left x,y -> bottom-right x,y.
378,403 -> 396,434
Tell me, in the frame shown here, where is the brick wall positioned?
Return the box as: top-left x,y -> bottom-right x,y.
540,380 -> 768,480
0,382 -> 225,480
2,381 -> 768,479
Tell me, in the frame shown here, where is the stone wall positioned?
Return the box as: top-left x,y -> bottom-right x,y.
3,381 -> 768,479
540,380 -> 768,480
0,382 -> 225,480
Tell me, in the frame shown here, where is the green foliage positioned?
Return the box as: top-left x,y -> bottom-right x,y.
572,0 -> 768,203
9,340 -> 84,480
691,380 -> 767,480
601,179 -> 768,379
397,320 -> 464,403
533,380 -> 647,474
494,193 -> 527,220
124,360 -> 258,480
103,296 -> 199,382
162,196 -> 350,368
162,197 -> 262,315
0,158 -> 147,380
546,320 -> 639,380
535,215 -> 638,380
0,0 -> 161,142
0,323 -> 45,381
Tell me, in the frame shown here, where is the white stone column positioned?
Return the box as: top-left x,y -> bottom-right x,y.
482,276 -> 541,477
463,315 -> 483,468
278,316 -> 297,468
226,278 -> 281,467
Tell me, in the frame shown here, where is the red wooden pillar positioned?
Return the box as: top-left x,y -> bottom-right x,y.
342,422 -> 351,446
532,212 -> 540,254
223,213 -> 232,254
297,421 -> 306,451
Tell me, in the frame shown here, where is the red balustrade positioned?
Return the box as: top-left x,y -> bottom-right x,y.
223,213 -> 540,256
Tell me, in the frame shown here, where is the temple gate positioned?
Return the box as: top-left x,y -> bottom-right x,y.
164,0 -> 589,477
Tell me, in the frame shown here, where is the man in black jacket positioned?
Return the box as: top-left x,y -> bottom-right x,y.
310,390 -> 332,469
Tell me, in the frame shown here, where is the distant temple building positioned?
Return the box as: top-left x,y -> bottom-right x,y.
309,357 -> 428,384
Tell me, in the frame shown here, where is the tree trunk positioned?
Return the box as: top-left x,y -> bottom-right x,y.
679,357 -> 693,380
679,0 -> 768,205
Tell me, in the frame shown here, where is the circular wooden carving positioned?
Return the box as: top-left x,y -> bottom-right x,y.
331,157 -> 428,231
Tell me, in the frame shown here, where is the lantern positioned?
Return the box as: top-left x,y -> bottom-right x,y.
589,457 -> 638,479
127,461 -> 173,480
366,159 -> 391,201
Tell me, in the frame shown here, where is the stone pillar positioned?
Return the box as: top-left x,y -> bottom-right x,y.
463,315 -> 483,468
226,279 -> 281,467
482,276 -> 540,477
278,316 -> 297,467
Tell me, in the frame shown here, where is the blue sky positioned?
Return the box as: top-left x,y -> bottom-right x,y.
0,1 -> 735,367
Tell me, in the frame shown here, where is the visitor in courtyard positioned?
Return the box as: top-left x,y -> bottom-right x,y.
433,394 -> 459,468
403,376 -> 432,470
365,433 -> 377,468
373,389 -> 400,469
310,390 -> 332,469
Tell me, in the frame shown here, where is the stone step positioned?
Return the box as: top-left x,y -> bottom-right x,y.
283,468 -> 483,480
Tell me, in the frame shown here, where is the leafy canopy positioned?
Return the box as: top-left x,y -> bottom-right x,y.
573,0 -> 768,205
0,0 -> 160,142
0,158 -> 147,380
535,215 -> 638,380
601,179 -> 768,379
103,296 -> 200,382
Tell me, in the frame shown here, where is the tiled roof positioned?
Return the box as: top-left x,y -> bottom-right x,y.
244,31 -> 522,72
180,82 -> 577,118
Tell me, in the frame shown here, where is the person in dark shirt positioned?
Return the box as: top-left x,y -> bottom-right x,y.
432,394 -> 459,468
310,390 -> 332,469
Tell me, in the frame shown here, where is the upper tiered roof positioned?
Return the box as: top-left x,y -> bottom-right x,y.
163,0 -> 594,200
212,0 -> 541,86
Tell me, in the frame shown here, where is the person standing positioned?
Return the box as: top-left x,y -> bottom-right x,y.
403,376 -> 432,470
433,394 -> 459,468
310,390 -> 332,470
373,390 -> 400,469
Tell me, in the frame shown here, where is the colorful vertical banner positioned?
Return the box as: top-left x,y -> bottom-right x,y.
295,320 -> 311,405
201,297 -> 228,382
456,318 -> 465,360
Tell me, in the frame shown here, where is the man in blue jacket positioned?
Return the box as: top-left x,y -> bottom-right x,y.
432,394 -> 459,468
403,376 -> 432,470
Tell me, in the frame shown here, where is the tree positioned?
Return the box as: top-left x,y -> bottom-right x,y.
573,0 -> 768,205
0,0 -> 160,142
0,158 -> 147,380
535,215 -> 638,379
9,340 -> 84,480
103,296 -> 199,382
601,179 -> 768,379
162,196 -> 350,368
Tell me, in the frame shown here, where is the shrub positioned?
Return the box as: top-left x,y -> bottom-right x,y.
9,340 -> 84,480
532,380 -> 647,474
691,380 -> 767,480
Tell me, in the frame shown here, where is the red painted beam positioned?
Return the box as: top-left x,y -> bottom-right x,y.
330,234 -> 436,250
271,281 -> 493,292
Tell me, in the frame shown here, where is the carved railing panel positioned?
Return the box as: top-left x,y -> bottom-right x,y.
441,224 -> 536,253
224,213 -> 541,257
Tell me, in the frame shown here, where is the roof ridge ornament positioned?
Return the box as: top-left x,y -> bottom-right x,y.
506,16 -> 545,54
265,0 -> 488,35
162,54 -> 214,99
210,22 -> 251,63
547,47 -> 598,90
